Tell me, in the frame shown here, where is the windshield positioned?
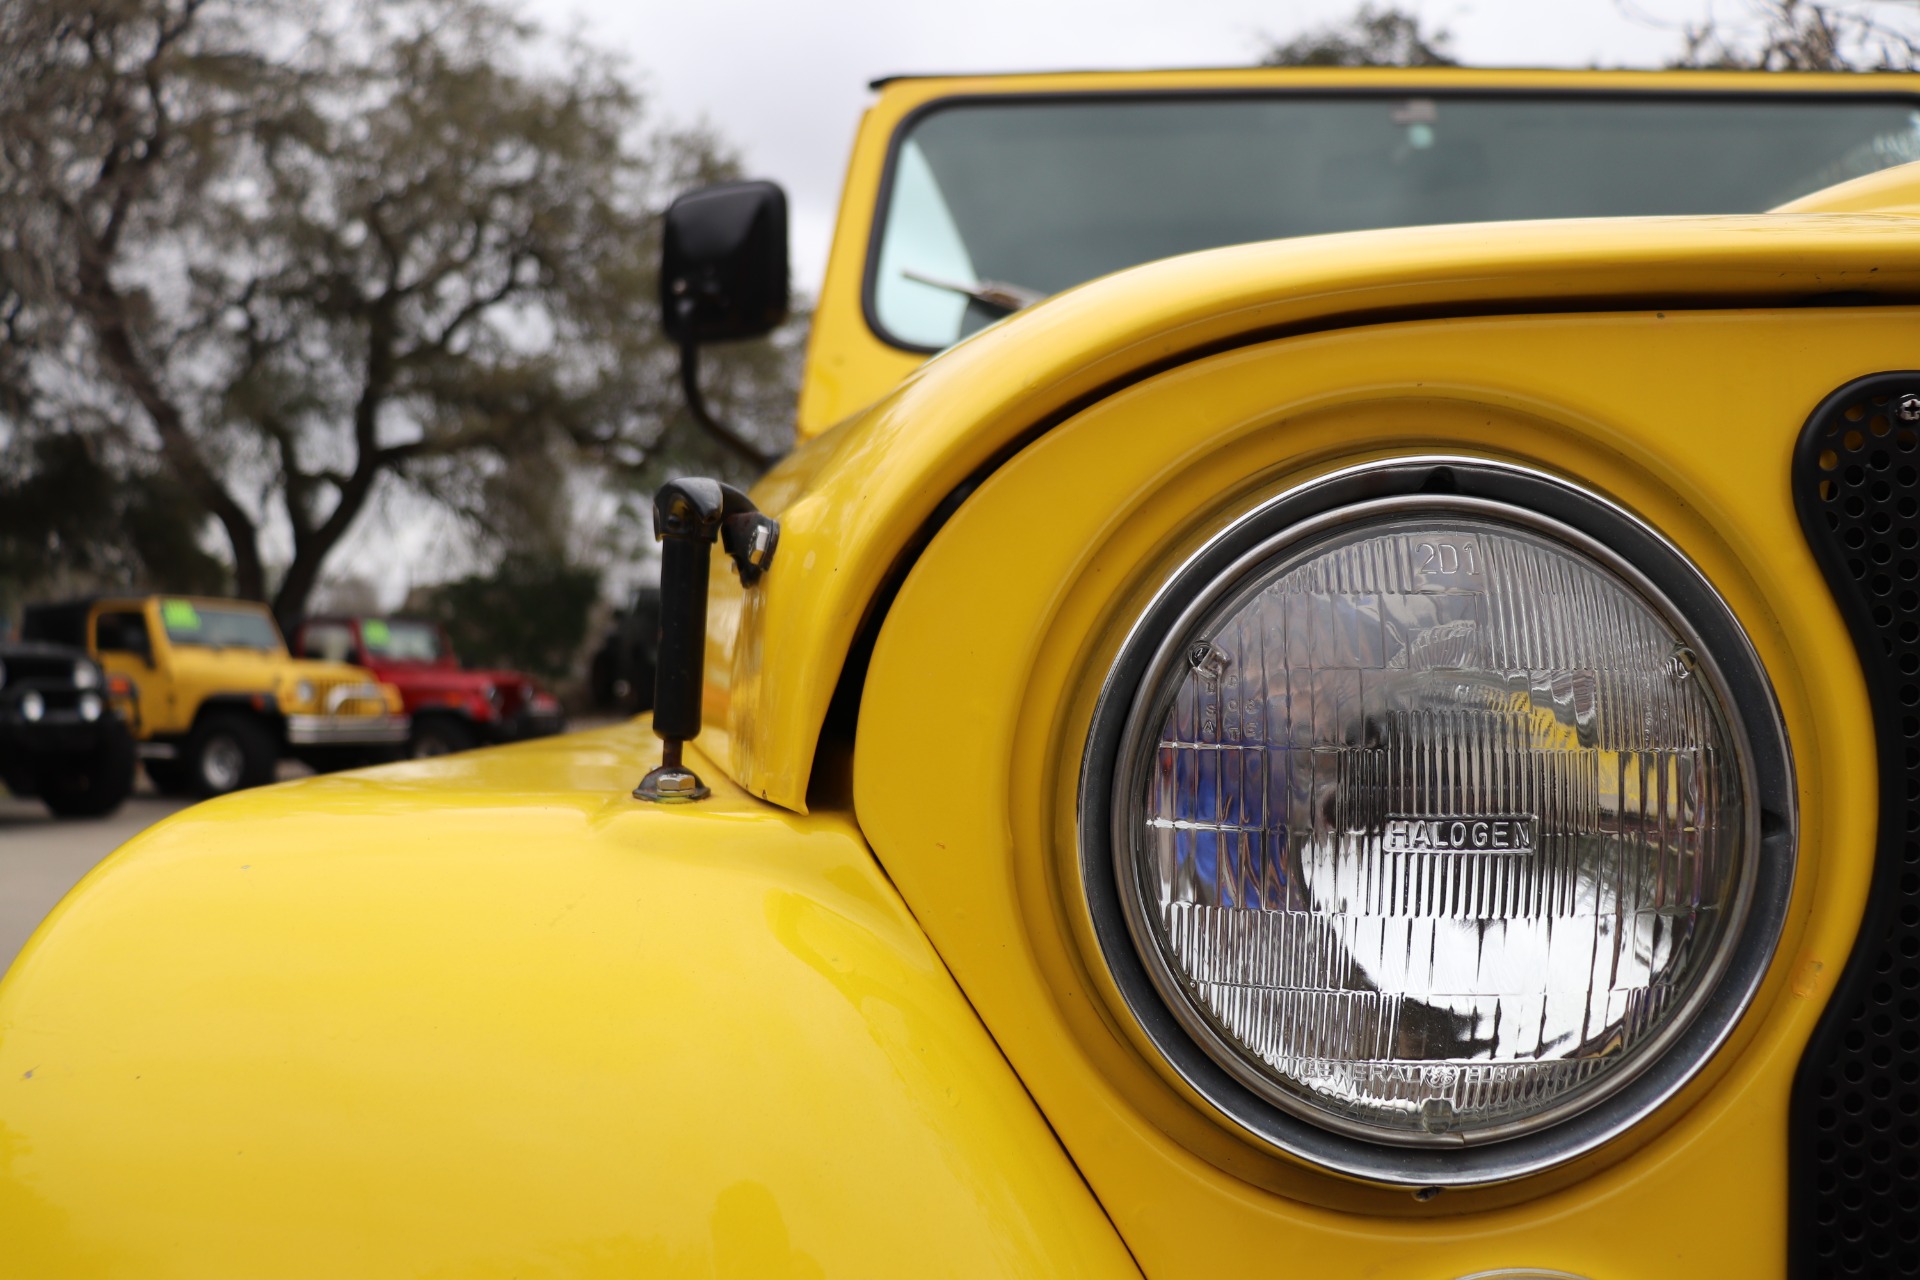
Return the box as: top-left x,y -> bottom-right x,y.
872,92 -> 1920,350
160,599 -> 285,651
360,619 -> 443,662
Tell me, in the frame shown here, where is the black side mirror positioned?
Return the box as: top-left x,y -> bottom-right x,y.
660,180 -> 789,345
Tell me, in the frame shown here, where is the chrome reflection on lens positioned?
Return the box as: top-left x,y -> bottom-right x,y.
1082,461 -> 1794,1184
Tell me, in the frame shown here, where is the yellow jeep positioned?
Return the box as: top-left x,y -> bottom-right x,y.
5,68 -> 1920,1278
19,594 -> 407,796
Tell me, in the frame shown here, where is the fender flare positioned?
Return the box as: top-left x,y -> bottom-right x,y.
0,724 -> 1136,1278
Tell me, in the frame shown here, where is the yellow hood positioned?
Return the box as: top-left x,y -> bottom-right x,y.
716,211 -> 1920,810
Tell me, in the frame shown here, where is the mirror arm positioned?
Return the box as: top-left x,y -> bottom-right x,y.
678,342 -> 776,470
633,477 -> 780,804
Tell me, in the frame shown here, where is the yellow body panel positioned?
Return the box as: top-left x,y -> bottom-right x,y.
7,66 -> 1918,1278
1775,157 -> 1920,216
853,308 -> 1896,1277
725,212 -> 1920,810
798,66 -> 1920,439
0,725 -> 1137,1278
82,595 -> 400,739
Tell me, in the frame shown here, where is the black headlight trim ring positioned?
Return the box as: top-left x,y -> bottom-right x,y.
1077,456 -> 1797,1188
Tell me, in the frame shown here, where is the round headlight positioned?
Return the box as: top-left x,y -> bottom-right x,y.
20,691 -> 45,723
295,680 -> 316,706
72,661 -> 101,690
1083,461 -> 1793,1185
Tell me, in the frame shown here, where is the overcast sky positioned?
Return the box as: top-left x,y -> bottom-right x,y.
553,0 -> 1712,288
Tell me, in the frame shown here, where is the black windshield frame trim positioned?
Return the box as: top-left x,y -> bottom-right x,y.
859,84 -> 1920,355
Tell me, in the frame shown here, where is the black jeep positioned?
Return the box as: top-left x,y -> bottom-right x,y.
0,640 -> 137,818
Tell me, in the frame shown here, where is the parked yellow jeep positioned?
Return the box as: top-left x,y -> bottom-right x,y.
18,594 -> 407,796
5,68 -> 1920,1278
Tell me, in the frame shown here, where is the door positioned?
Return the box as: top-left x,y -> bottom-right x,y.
92,608 -> 169,737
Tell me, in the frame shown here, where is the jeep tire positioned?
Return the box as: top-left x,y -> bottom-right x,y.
184,713 -> 277,797
39,722 -> 138,819
409,714 -> 479,758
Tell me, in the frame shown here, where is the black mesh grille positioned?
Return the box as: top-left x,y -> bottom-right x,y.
1790,373 -> 1920,1278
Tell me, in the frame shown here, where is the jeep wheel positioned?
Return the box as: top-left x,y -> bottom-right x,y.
185,714 -> 277,797
409,715 -> 479,758
39,723 -> 138,819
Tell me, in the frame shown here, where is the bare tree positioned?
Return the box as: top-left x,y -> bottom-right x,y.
1635,0 -> 1920,69
0,0 -> 790,627
1260,5 -> 1459,67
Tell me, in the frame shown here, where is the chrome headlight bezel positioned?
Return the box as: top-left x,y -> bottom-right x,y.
1077,458 -> 1796,1187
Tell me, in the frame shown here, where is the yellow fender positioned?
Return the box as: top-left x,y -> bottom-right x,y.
853,307 -> 1895,1276
0,725 -> 1137,1279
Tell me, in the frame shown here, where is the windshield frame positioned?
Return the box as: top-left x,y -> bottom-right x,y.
860,85 -> 1920,355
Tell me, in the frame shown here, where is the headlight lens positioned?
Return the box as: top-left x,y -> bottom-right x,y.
1091,469 -> 1790,1182
294,680 -> 316,706
72,662 -> 100,690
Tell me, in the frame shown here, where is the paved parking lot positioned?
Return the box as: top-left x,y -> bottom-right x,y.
0,718 -> 624,978
1,788 -> 195,976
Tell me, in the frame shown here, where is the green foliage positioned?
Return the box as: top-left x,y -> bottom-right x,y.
407,554 -> 601,684
1260,5 -> 1458,67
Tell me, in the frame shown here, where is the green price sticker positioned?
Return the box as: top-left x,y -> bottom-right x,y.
161,599 -> 202,631
362,620 -> 391,646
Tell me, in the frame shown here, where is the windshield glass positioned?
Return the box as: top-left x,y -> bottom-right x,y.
872,92 -> 1920,349
360,619 -> 442,662
160,599 -> 285,651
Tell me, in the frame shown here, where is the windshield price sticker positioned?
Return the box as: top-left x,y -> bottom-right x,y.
1384,815 -> 1537,854
161,599 -> 202,631
362,620 -> 392,647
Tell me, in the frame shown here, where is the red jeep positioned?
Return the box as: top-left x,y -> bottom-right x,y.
292,616 -> 565,757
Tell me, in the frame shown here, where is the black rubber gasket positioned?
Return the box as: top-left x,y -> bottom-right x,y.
1788,373 -> 1920,1278
1078,456 -> 1797,1187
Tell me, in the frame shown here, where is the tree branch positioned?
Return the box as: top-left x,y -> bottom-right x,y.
71,234 -> 265,598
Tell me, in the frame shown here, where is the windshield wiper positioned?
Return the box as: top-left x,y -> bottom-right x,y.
901,269 -> 1046,317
